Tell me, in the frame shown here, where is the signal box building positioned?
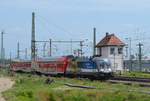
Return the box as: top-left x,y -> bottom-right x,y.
96,33 -> 125,72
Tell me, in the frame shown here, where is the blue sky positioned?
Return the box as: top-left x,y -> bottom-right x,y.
0,0 -> 150,58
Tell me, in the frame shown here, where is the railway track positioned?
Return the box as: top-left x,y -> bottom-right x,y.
107,76 -> 150,87
111,76 -> 150,83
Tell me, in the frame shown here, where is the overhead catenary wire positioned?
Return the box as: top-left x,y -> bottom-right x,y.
34,14 -> 89,56
36,14 -> 74,39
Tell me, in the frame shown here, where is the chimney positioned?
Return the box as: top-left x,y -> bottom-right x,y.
111,33 -> 115,36
106,32 -> 109,36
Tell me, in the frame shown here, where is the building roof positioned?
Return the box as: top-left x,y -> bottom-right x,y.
96,33 -> 125,47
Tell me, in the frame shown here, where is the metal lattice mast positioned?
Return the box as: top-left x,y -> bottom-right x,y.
1,31 -> 5,64
31,12 -> 36,61
49,39 -> 52,57
17,42 -> 20,59
137,43 -> 143,71
93,28 -> 96,56
80,41 -> 83,57
43,43 -> 46,57
25,48 -> 27,59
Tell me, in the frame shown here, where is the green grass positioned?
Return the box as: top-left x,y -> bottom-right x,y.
2,73 -> 150,101
0,67 -> 11,77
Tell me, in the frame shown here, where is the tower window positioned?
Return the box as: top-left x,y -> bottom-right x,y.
118,48 -> 123,54
110,48 -> 115,55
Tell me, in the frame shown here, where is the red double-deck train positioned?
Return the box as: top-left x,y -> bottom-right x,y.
11,57 -> 69,74
11,60 -> 31,72
11,56 -> 113,79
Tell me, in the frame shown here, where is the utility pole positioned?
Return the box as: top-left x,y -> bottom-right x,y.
137,43 -> 143,72
80,41 -> 84,57
43,43 -> 46,57
77,49 -> 80,57
25,48 -> 27,59
9,52 -> 12,60
49,39 -> 52,57
70,39 -> 72,55
128,38 -> 132,71
126,38 -> 132,71
17,42 -> 20,59
9,52 -> 12,67
31,12 -> 36,61
93,27 -> 96,56
129,38 -> 132,57
113,53 -> 116,72
1,31 -> 5,65
125,44 -> 128,58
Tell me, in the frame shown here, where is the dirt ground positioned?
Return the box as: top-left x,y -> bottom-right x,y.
0,78 -> 14,101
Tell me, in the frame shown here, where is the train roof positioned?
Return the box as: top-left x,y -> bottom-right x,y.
36,56 -> 68,62
11,56 -> 68,62
11,59 -> 31,62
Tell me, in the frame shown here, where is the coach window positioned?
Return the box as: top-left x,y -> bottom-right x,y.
118,48 -> 123,54
110,47 -> 115,55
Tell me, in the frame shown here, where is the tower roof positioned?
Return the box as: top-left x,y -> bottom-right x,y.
96,33 -> 125,47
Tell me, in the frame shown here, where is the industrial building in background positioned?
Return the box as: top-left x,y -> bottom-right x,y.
96,33 -> 125,72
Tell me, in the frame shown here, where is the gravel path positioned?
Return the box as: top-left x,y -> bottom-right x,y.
0,78 -> 14,101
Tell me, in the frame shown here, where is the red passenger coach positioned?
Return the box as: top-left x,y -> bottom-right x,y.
35,56 -> 70,75
11,56 -> 70,75
11,60 -> 31,72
